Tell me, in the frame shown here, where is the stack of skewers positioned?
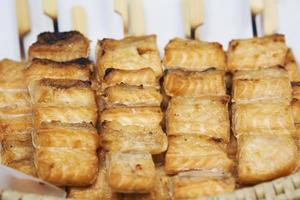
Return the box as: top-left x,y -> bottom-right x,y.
1,0 -> 300,199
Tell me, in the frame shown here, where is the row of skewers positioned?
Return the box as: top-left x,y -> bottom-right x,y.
14,0 -> 278,61
1,0 -> 300,199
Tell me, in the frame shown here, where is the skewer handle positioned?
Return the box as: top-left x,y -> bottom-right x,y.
181,0 -> 191,39
181,0 -> 204,40
189,0 -> 204,40
128,0 -> 145,36
114,0 -> 129,36
15,0 -> 30,37
72,6 -> 87,36
263,0 -> 277,35
250,0 -> 264,15
15,0 -> 30,61
43,0 -> 58,32
43,0 -> 57,19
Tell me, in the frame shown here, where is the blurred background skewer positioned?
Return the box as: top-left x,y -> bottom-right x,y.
15,0 -> 30,61
250,0 -> 264,37
128,0 -> 145,36
43,0 -> 58,32
72,5 -> 87,36
114,0 -> 129,36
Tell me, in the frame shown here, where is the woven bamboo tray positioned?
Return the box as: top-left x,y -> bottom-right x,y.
2,171 -> 300,200
202,171 -> 300,200
0,190 -> 64,200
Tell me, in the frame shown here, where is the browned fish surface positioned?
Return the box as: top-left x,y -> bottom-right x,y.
165,135 -> 233,175
284,49 -> 300,82
232,67 -> 292,103
163,69 -> 226,97
237,134 -> 297,185
25,58 -> 91,85
172,171 -> 235,199
101,68 -> 158,90
29,31 -> 89,61
103,85 -> 162,107
107,152 -> 156,193
163,38 -> 226,72
227,34 -> 288,72
232,100 -> 295,135
0,59 -> 36,176
100,121 -> 167,154
96,35 -> 162,79
166,96 -> 230,143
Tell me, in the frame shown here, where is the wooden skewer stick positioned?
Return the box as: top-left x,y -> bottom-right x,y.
181,0 -> 191,39
189,0 -> 204,40
114,0 -> 129,36
15,0 -> 31,61
43,0 -> 59,32
250,0 -> 264,37
128,0 -> 145,36
72,6 -> 87,36
263,0 -> 277,35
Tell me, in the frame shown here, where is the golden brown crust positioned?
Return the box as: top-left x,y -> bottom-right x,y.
6,160 -> 37,176
0,59 -> 27,90
295,124 -> 300,170
227,34 -> 288,72
165,135 -> 233,175
1,131 -> 36,177
1,133 -> 34,164
68,151 -> 119,200
33,106 -> 97,127
29,31 -> 89,61
232,100 -> 295,134
77,167 -> 170,200
163,70 -> 226,97
0,91 -> 31,109
292,103 -> 300,124
100,107 -> 162,128
232,67 -> 292,103
172,172 -> 235,199
237,135 -> 298,185
0,107 -> 33,118
0,114 -> 33,137
102,68 -> 158,90
100,121 -> 167,154
103,85 -> 162,107
107,152 -> 155,193
285,49 -> 300,82
292,82 -> 300,99
29,79 -> 96,107
163,38 -> 226,71
120,167 -> 171,200
0,59 -> 35,175
34,147 -> 98,186
24,58 -> 91,85
149,167 -> 171,200
96,35 -> 162,79
166,96 -> 230,143
33,124 -> 99,150
292,83 -> 300,123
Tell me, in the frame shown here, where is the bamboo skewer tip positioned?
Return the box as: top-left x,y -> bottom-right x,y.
72,6 -> 87,36
15,0 -> 31,37
250,0 -> 264,15
43,0 -> 58,19
128,0 -> 145,36
113,0 -> 129,36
